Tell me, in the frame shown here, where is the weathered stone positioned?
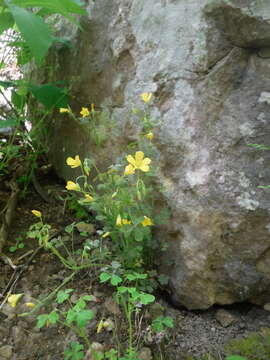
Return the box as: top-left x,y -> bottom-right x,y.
0,345 -> 12,359
138,347 -> 153,360
263,303 -> 270,312
39,0 -> 270,309
215,309 -> 238,327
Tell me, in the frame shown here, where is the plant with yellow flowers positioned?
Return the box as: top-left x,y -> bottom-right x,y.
25,93 -> 171,360
62,93 -> 170,271
60,105 -> 115,147
64,148 -> 157,270
27,210 -> 51,248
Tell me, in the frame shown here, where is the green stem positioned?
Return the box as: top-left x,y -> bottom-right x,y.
19,271 -> 78,317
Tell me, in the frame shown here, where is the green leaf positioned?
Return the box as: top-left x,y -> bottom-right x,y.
126,273 -> 147,281
117,286 -> 128,294
48,311 -> 59,324
66,308 -> 77,325
0,80 -> 15,88
30,84 -> 68,109
64,341 -> 84,360
0,118 -> 20,128
225,357 -> 247,360
37,314 -> 49,328
0,10 -> 14,35
134,227 -> 144,242
11,90 -> 27,111
99,272 -> 111,283
56,289 -> 73,304
18,243 -> 25,249
111,274 -> 122,286
139,293 -> 155,305
248,143 -> 270,151
6,4 -> 54,65
163,316 -> 174,328
9,246 -> 17,253
75,309 -> 94,328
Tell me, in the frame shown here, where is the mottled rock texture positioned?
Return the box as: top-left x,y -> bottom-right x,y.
43,0 -> 270,309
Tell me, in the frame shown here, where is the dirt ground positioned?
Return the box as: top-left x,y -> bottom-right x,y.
0,173 -> 270,360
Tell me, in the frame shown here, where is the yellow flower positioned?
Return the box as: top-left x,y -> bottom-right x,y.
80,107 -> 90,117
141,216 -> 153,227
97,319 -> 105,334
126,151 -> 151,173
25,302 -> 35,308
122,219 -> 132,225
8,293 -> 24,308
102,232 -> 110,238
145,132 -> 153,141
59,108 -> 70,113
140,92 -> 152,103
31,210 -> 42,218
116,214 -> 122,226
116,215 -> 131,226
66,181 -> 80,191
66,155 -> 81,168
84,194 -> 94,202
124,164 -> 135,176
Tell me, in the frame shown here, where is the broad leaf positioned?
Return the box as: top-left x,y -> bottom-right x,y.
37,314 -> 49,328
0,10 -> 14,35
99,272 -> 111,283
30,84 -> 69,109
7,4 -> 54,65
56,289 -> 73,304
0,118 -> 20,128
75,309 -> 94,328
11,90 -> 26,111
139,293 -> 155,305
111,274 -> 122,286
0,80 -> 15,88
48,311 -> 59,324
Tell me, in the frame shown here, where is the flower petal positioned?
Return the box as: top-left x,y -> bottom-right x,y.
8,293 -> 24,308
145,132 -> 153,140
140,92 -> 152,103
116,214 -> 122,226
140,164 -> 150,172
66,181 -> 80,191
80,107 -> 90,117
31,210 -> 42,217
135,151 -> 144,165
141,216 -> 153,227
126,155 -> 136,167
124,164 -> 135,176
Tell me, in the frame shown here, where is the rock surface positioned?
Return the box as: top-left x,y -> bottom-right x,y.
43,0 -> 270,309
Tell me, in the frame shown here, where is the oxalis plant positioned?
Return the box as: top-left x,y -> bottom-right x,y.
21,93 -> 173,359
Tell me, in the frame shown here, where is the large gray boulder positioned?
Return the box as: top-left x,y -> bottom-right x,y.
45,0 -> 270,309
